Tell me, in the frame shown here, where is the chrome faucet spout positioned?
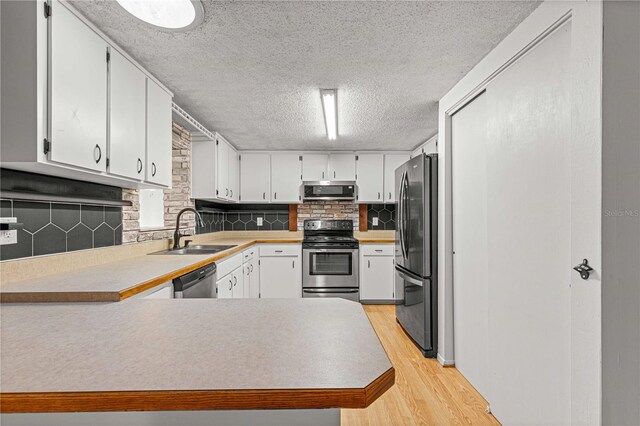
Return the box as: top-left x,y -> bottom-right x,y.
173,208 -> 204,250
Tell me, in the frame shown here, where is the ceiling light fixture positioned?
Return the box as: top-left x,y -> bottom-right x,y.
320,89 -> 338,141
116,0 -> 204,31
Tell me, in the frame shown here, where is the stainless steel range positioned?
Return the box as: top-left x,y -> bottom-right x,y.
302,219 -> 360,302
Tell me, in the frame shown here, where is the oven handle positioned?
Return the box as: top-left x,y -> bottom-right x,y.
303,248 -> 358,253
303,288 -> 359,294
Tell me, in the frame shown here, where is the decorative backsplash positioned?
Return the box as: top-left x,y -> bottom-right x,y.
195,201 -> 290,234
0,199 -> 122,261
297,201 -> 359,230
367,204 -> 396,231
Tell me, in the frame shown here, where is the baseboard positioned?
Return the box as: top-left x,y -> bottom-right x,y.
437,353 -> 455,367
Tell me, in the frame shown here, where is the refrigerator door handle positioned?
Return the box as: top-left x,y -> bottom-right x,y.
398,170 -> 408,259
303,288 -> 359,294
401,170 -> 410,259
396,268 -> 424,287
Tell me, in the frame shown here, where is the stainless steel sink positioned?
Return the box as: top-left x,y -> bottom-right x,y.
152,245 -> 237,255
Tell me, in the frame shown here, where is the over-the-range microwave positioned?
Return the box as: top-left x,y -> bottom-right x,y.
301,181 -> 357,201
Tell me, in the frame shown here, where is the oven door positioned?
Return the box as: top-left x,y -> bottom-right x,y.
303,248 -> 359,288
303,288 -> 360,302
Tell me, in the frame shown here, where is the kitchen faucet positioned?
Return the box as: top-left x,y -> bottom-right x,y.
173,208 -> 204,250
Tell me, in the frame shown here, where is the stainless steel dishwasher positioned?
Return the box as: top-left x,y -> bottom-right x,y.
173,263 -> 217,298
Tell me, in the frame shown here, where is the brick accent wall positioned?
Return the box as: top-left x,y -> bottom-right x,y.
122,123 -> 194,243
296,201 -> 359,230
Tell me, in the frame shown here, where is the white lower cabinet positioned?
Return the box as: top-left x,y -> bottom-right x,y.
242,247 -> 259,298
216,253 -> 244,298
141,282 -> 173,299
259,244 -> 302,298
359,244 -> 395,302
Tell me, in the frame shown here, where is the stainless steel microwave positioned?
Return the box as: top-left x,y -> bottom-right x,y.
301,181 -> 357,201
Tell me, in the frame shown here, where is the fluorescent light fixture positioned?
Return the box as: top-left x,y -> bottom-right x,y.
116,0 -> 204,30
320,89 -> 338,140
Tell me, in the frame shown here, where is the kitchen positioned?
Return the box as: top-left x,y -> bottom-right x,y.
1,1 -> 638,425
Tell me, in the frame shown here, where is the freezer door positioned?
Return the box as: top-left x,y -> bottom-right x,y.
395,267 -> 433,355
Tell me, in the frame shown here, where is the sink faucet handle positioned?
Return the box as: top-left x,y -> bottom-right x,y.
184,240 -> 193,248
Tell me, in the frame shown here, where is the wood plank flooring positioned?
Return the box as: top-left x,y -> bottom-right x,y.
342,305 -> 499,426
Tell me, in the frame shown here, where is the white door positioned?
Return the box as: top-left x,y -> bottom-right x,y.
356,154 -> 384,203
302,154 -> 329,181
216,274 -> 233,299
228,147 -> 239,202
191,141 -> 216,199
216,138 -> 229,199
240,153 -> 270,202
383,154 -> 410,203
108,50 -> 146,180
231,266 -> 244,298
249,256 -> 260,298
360,256 -> 394,300
329,154 -> 356,181
259,256 -> 301,298
146,79 -> 172,186
271,154 -> 301,203
49,3 -> 107,172
452,92 -> 490,399
452,23 -> 572,425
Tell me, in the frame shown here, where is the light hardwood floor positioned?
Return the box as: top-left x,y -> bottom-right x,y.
342,305 -> 499,426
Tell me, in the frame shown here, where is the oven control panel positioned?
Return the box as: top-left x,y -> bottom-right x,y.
304,220 -> 353,231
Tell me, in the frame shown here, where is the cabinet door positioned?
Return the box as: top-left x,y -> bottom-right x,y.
356,154 -> 384,203
240,153 -> 270,202
250,257 -> 260,298
302,154 -> 329,181
383,154 -> 410,203
360,255 -> 394,300
216,138 -> 229,199
228,147 -> 239,202
259,256 -> 301,298
329,154 -> 356,181
146,79 -> 172,186
191,141 -> 216,199
271,154 -> 301,203
231,266 -> 244,298
109,50 -> 146,180
49,3 -> 107,172
217,274 -> 233,299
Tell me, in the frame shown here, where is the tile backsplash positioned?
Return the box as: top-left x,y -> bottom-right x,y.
0,199 -> 122,261
367,204 -> 396,231
195,201 -> 290,234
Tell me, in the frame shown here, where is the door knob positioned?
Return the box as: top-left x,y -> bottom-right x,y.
573,259 -> 593,280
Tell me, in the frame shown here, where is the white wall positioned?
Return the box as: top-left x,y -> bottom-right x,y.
601,2 -> 640,425
437,1 -> 603,423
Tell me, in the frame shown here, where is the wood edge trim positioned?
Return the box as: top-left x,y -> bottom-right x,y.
363,367 -> 395,406
359,205 -> 368,232
0,292 -> 121,304
288,204 -> 298,232
356,239 -> 395,243
0,386 -> 373,413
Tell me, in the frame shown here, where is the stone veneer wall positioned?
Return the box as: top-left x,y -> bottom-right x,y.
296,201 -> 359,230
122,123 -> 194,243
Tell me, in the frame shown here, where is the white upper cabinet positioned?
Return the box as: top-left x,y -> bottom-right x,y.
302,154 -> 329,181
383,154 -> 410,203
216,137 -> 230,199
191,140 -> 216,199
329,154 -> 356,181
271,154 -> 302,203
356,154 -> 384,203
145,79 -> 173,187
228,146 -> 239,202
108,49 -> 146,181
49,2 -> 108,173
240,153 -> 271,202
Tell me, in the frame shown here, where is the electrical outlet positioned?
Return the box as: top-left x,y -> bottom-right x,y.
0,218 -> 18,245
372,217 -> 379,226
257,217 -> 263,226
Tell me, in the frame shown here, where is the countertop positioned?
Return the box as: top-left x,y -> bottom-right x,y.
0,298 -> 394,413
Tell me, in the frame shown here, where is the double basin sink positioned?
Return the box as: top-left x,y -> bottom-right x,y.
154,245 -> 237,255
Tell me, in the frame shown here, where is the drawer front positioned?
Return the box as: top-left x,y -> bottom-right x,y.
242,247 -> 256,263
216,252 -> 243,277
259,244 -> 301,257
361,244 -> 394,256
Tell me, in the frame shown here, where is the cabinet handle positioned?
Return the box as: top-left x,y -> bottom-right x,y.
263,192 -> 266,200
94,145 -> 102,163
292,260 -> 295,269
137,158 -> 143,174
226,188 -> 229,196
247,267 -> 250,276
250,264 -> 253,272
151,162 -> 157,177
229,280 -> 232,291
378,192 -> 381,199
388,192 -> 391,200
275,250 -> 283,253
233,275 -> 237,286
368,260 -> 371,268
230,190 -> 233,197
322,171 -> 325,179
334,171 -> 336,178
375,249 -> 383,252
274,192 -> 277,200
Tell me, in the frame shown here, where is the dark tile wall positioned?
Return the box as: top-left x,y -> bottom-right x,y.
224,211 -> 290,231
196,211 -> 225,234
195,201 -> 290,234
367,204 -> 396,230
0,199 -> 122,261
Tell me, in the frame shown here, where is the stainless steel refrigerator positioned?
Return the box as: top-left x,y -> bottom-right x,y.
395,153 -> 438,357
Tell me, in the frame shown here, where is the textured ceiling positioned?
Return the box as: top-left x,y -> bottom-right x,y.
71,1 -> 540,151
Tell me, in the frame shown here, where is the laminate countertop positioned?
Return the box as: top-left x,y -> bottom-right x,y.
0,236 -> 302,304
0,298 -> 394,413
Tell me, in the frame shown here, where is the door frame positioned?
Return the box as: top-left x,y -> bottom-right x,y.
437,1 -> 603,424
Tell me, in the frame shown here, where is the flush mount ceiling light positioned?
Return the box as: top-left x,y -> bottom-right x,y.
320,89 -> 338,141
116,0 -> 204,31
